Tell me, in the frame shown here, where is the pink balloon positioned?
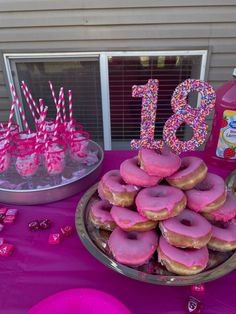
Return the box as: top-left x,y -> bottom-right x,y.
27,288 -> 131,314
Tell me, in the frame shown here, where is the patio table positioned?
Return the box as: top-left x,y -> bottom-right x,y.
0,150 -> 235,314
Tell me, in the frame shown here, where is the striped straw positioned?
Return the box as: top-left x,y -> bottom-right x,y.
4,100 -> 16,141
35,105 -> 48,152
22,81 -> 40,115
41,110 -> 54,174
21,84 -> 37,123
68,90 -> 73,130
49,81 -> 63,123
61,88 -> 66,122
53,88 -> 63,138
48,81 -> 57,106
11,84 -> 30,133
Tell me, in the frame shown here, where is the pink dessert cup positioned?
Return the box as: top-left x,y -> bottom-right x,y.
43,141 -> 66,176
68,130 -> 90,162
0,123 -> 19,138
15,152 -> 39,177
0,140 -> 11,174
12,131 -> 36,155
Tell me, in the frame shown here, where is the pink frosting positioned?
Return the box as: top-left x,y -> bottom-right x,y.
136,185 -> 185,214
186,173 -> 226,212
208,193 -> 236,222
108,227 -> 158,266
91,200 -> 113,223
101,170 -> 140,193
158,236 -> 209,268
139,147 -> 181,177
110,206 -> 150,228
97,182 -> 106,200
211,222 -> 236,242
160,209 -> 212,238
167,156 -> 205,180
120,157 -> 162,187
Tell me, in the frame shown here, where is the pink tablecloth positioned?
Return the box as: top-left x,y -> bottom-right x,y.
0,151 -> 235,314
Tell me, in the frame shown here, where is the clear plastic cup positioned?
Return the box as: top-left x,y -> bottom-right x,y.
0,123 -> 19,141
12,131 -> 37,155
68,130 -> 90,162
43,140 -> 66,176
0,139 -> 11,174
15,151 -> 39,178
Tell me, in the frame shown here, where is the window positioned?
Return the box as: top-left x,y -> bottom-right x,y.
4,51 -> 207,150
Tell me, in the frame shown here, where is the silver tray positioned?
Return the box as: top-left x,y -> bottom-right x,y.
76,183 -> 236,286
0,140 -> 103,205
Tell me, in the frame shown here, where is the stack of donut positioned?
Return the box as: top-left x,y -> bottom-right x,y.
89,147 -> 236,275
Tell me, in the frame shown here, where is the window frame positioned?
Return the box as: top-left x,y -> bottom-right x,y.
4,50 -> 208,150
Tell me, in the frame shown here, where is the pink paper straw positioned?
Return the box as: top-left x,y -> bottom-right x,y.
21,84 -> 37,123
22,81 -> 40,115
49,81 -> 63,123
61,88 -> 66,122
11,84 -> 30,133
68,90 -> 73,130
4,100 -> 16,140
35,106 -> 48,151
39,98 -> 44,114
53,88 -> 63,137
48,81 -> 57,106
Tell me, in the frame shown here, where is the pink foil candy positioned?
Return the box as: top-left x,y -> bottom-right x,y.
187,296 -> 202,313
191,284 -> 205,293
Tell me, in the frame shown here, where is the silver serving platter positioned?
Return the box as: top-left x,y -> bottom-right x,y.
76,183 -> 236,286
0,140 -> 103,205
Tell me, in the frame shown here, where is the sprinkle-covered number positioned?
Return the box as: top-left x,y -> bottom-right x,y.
131,79 -> 164,150
163,79 -> 216,154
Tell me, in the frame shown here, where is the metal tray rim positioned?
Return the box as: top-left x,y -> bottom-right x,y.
0,140 -> 103,193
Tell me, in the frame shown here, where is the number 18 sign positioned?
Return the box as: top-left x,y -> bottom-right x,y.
131,78 -> 216,154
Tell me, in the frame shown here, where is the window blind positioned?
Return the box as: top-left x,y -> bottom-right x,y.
108,55 -> 202,150
13,59 -> 104,147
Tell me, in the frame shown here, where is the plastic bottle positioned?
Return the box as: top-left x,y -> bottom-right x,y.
204,68 -> 236,170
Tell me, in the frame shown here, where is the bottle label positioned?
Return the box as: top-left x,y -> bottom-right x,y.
216,110 -> 236,159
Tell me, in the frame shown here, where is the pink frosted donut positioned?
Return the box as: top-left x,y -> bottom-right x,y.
138,146 -> 181,177
136,185 -> 186,221
208,221 -> 236,252
166,156 -> 207,190
158,236 -> 209,275
120,157 -> 162,187
98,170 -> 140,207
186,172 -> 227,213
110,206 -> 157,232
90,200 -> 116,231
203,192 -> 236,222
159,209 -> 212,249
108,227 -> 158,266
